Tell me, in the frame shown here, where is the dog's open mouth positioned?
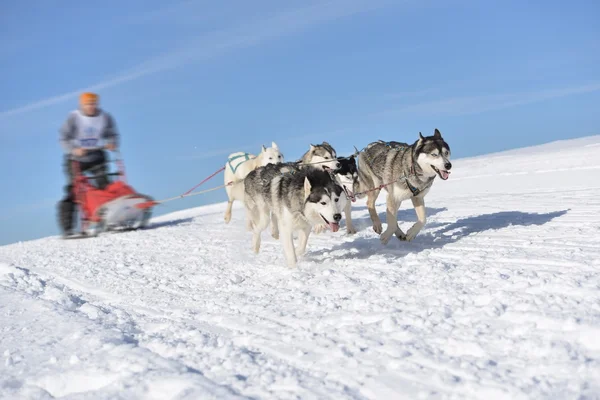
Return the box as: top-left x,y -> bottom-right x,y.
343,185 -> 356,202
431,165 -> 450,180
320,214 -> 340,232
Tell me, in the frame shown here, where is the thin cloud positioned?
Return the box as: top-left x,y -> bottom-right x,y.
0,66 -> 165,119
380,82 -> 600,117
0,0 -> 392,121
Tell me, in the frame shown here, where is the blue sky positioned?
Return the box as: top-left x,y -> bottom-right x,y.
0,0 -> 599,245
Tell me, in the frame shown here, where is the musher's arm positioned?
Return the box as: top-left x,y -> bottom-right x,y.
103,113 -> 119,150
59,112 -> 80,155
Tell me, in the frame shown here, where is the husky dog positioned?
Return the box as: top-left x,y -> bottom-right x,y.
298,142 -> 341,171
224,142 -> 284,223
244,163 -> 345,267
357,129 -> 452,244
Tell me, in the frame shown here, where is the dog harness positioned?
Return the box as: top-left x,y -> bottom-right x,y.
227,153 -> 251,173
406,165 -> 435,196
382,142 -> 433,196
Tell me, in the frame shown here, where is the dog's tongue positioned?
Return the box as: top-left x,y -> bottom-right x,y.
329,222 -> 340,232
440,170 -> 450,180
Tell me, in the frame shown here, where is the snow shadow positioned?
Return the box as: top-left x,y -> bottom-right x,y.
350,206 -> 448,227
310,209 -> 569,260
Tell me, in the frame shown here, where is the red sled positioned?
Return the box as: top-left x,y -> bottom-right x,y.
71,158 -> 157,237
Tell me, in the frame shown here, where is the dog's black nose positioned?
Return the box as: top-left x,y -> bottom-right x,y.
445,162 -> 452,170
333,213 -> 342,222
335,162 -> 341,169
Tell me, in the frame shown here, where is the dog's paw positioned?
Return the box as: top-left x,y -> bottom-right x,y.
380,229 -> 394,245
372,222 -> 383,234
404,228 -> 419,241
252,238 -> 261,254
395,228 -> 408,241
346,225 -> 357,235
271,232 -> 279,240
224,212 -> 232,224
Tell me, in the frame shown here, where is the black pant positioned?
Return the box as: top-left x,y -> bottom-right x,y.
58,150 -> 109,234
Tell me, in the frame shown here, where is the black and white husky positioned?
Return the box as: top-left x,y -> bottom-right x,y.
243,163 -> 346,267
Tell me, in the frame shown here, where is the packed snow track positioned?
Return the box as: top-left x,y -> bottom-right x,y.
1,136 -> 600,399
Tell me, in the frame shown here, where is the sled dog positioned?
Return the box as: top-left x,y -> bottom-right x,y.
224,142 -> 283,223
297,142 -> 340,171
357,129 -> 452,244
244,163 -> 345,267
245,141 -> 342,238
330,155 -> 361,234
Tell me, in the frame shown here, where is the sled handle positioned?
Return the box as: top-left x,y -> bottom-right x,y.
114,150 -> 127,184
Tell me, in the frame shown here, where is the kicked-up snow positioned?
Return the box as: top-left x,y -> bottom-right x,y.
1,136 -> 600,399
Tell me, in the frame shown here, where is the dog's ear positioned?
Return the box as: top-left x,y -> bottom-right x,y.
271,141 -> 279,150
309,144 -> 316,153
262,145 -> 267,153
433,129 -> 442,139
304,177 -> 312,200
418,132 -> 425,143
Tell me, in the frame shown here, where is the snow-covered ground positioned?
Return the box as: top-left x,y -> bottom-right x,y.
1,136 -> 600,399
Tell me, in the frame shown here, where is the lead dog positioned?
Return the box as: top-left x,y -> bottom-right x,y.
357,129 -> 452,243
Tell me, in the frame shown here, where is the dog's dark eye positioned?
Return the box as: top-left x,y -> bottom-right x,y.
335,198 -> 339,202
324,157 -> 329,160
431,153 -> 439,157
320,201 -> 326,205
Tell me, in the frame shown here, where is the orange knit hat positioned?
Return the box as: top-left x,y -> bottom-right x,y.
79,92 -> 99,105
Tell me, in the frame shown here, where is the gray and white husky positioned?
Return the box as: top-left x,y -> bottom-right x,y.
357,129 -> 452,244
298,142 -> 340,171
243,163 -> 345,267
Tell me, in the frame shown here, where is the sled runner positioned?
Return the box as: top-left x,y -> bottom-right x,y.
66,157 -> 156,238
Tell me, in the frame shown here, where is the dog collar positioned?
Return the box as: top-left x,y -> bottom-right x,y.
407,164 -> 435,196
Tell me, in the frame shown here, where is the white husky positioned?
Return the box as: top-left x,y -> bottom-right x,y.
224,142 -> 283,223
